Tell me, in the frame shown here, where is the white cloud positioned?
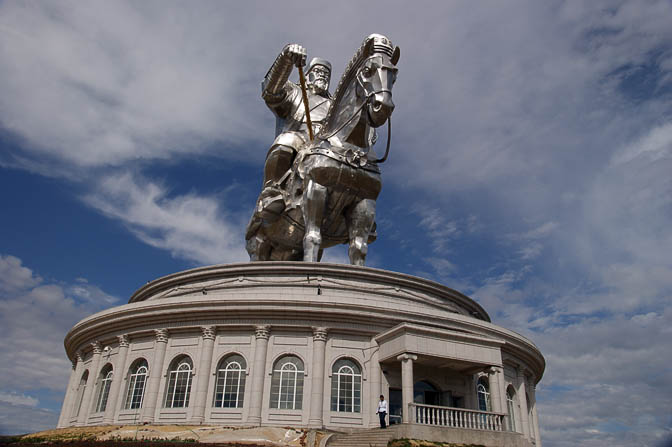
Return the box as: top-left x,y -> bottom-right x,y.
0,1 -> 271,172
83,172 -> 248,265
0,255 -> 119,394
0,1 -> 671,444
0,401 -> 57,435
415,206 -> 461,254
0,255 -> 42,293
612,122 -> 672,165
0,391 -> 38,408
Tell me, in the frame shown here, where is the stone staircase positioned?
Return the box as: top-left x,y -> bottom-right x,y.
326,427 -> 398,447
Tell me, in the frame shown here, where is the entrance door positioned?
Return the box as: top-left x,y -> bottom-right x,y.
414,380 -> 442,405
388,388 -> 402,425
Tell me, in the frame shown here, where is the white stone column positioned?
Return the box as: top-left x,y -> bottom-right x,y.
249,325 -> 270,426
496,367 -> 507,415
142,329 -> 169,423
192,326 -> 216,424
465,374 -> 476,409
487,368 -> 502,413
368,347 -> 382,428
77,341 -> 102,426
516,368 -> 530,438
530,383 -> 542,446
397,353 -> 417,423
309,327 -> 328,428
67,351 -> 85,424
104,335 -> 130,424
57,357 -> 79,428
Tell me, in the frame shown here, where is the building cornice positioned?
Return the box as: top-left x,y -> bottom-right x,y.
128,262 -> 490,321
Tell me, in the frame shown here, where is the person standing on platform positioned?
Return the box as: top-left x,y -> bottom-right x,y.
377,394 -> 388,428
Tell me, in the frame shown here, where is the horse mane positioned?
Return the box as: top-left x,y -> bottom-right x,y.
317,35 -> 378,139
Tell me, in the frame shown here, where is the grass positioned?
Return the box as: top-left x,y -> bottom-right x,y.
388,439 -> 486,447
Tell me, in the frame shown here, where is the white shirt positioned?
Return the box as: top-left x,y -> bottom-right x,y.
377,399 -> 388,413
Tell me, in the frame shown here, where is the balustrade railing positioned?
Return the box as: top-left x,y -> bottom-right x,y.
409,403 -> 506,431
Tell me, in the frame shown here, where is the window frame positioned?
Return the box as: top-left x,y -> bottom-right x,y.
213,354 -> 247,408
94,366 -> 114,413
330,358 -> 362,413
73,370 -> 89,418
506,386 -> 517,432
124,359 -> 149,410
477,377 -> 491,412
164,356 -> 193,408
270,356 -> 305,410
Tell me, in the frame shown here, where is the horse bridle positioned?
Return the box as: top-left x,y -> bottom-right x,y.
318,62 -> 393,164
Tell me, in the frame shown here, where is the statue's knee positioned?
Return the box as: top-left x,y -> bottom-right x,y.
305,231 -> 322,246
264,145 -> 295,185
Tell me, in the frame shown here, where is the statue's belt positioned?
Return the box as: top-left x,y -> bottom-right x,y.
303,146 -> 381,173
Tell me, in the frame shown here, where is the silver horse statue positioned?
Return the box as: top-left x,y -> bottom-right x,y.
246,34 -> 400,265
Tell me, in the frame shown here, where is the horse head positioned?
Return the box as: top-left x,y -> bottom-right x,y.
318,34 -> 400,145
357,34 -> 400,127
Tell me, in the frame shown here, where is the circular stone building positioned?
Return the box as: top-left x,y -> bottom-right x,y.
57,262 -> 544,446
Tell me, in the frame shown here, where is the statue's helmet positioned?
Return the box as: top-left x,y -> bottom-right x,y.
306,57 -> 331,92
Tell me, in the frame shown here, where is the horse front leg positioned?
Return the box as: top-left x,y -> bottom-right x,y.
302,179 -> 328,262
346,198 -> 376,266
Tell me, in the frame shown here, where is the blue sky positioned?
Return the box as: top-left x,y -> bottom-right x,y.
1,1 -> 671,445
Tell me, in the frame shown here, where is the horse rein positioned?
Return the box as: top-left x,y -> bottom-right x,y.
318,86 -> 393,164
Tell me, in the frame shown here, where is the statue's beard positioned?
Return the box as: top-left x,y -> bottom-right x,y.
310,78 -> 328,95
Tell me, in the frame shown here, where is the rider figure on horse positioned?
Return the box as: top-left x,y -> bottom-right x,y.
255,43 -> 333,221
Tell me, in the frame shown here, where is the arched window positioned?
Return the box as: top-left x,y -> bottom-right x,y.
72,370 -> 89,417
330,358 -> 362,412
507,386 -> 517,432
213,354 -> 247,408
124,359 -> 148,410
164,355 -> 193,408
477,377 -> 490,412
270,355 -> 304,410
94,364 -> 113,413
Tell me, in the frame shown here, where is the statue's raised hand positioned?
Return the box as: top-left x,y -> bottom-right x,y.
283,44 -> 307,68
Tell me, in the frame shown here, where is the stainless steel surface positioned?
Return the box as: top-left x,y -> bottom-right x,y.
247,34 -> 400,265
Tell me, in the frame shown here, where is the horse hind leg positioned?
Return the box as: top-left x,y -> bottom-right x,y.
302,179 -> 328,262
246,232 -> 272,261
346,198 -> 376,266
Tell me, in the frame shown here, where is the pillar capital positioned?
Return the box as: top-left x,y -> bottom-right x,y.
75,351 -> 84,363
118,334 -> 130,348
254,325 -> 271,340
487,365 -> 503,375
91,341 -> 102,355
154,329 -> 169,343
201,326 -> 216,340
396,353 -> 418,362
312,326 -> 328,342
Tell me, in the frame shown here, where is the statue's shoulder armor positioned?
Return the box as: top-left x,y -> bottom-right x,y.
272,131 -> 307,150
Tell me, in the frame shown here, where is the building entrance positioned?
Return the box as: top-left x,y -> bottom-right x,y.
414,380 -> 441,405
388,388 -> 402,424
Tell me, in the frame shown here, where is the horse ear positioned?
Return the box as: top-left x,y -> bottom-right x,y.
364,38 -> 375,56
391,46 -> 400,65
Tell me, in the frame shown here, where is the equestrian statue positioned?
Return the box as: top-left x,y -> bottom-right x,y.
246,34 -> 400,265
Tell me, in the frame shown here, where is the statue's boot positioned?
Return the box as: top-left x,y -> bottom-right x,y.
254,144 -> 296,222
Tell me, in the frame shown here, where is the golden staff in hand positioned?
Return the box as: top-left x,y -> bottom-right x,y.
297,63 -> 314,142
